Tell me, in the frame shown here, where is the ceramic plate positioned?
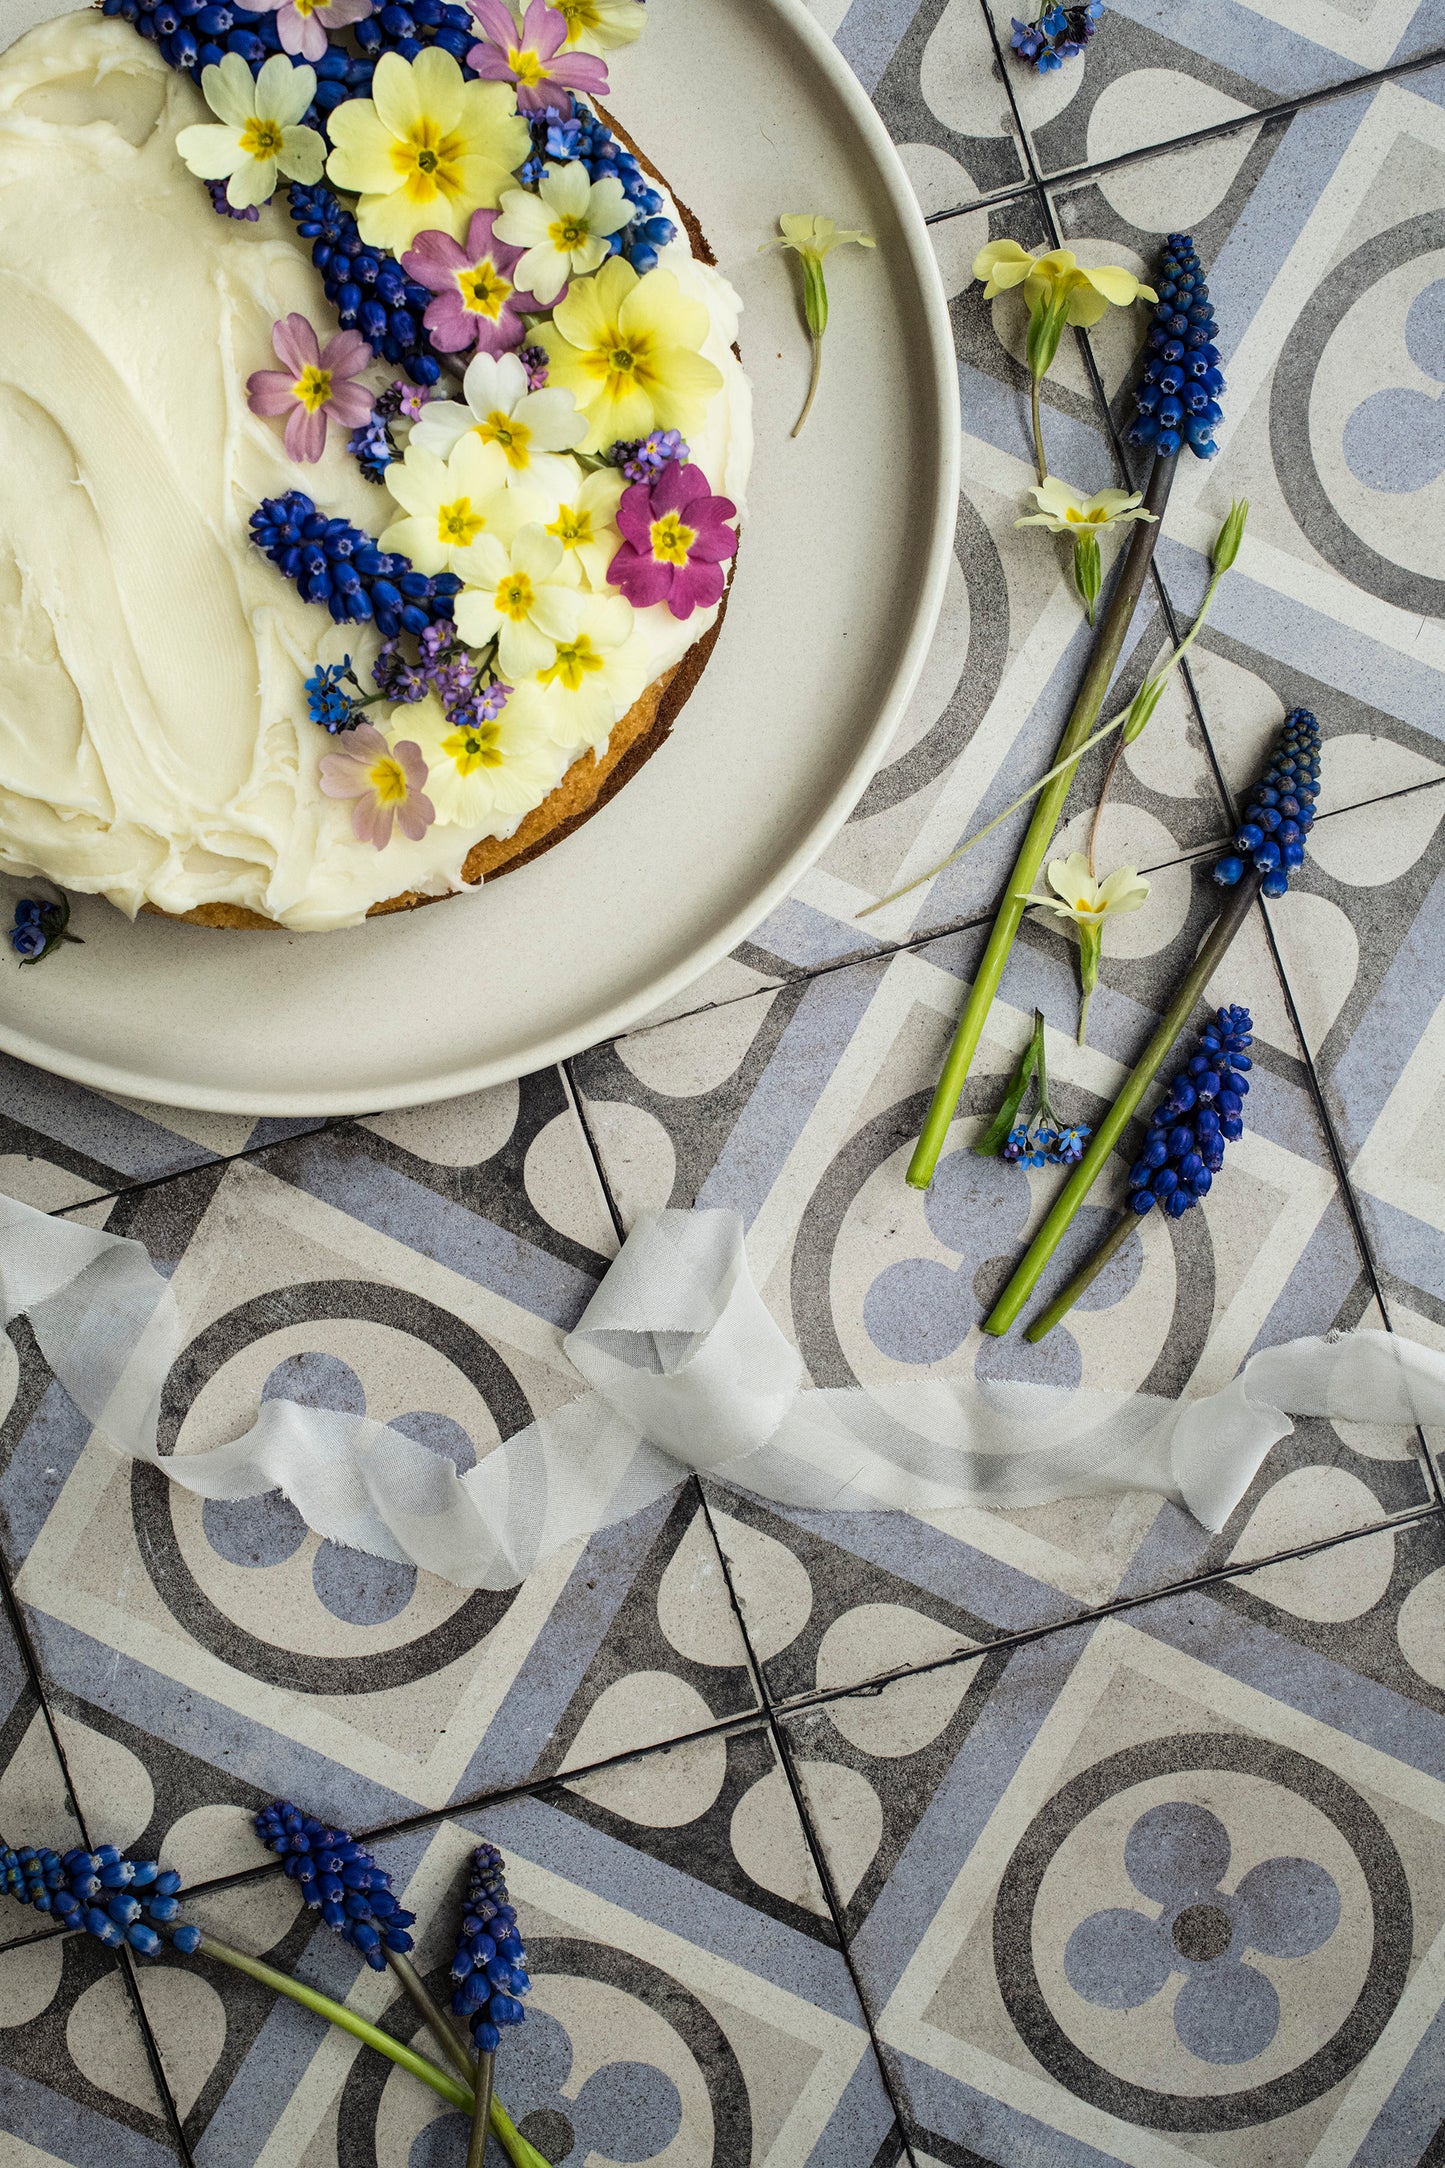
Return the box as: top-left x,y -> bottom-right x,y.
0,0 -> 958,1115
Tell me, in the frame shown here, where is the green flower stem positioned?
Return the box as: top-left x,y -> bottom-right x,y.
904,452 -> 1178,1191
981,865 -> 1263,1334
386,1950 -> 473,2081
468,2051 -> 496,2168
1024,1209 -> 1137,1341
201,1938 -> 551,2168
1030,374 -> 1048,483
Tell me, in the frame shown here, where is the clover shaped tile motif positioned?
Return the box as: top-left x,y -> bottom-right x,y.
1064,1800 -> 1341,2064
501,2003 -> 683,2164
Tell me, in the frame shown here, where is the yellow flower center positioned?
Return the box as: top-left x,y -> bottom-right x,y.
554,0 -> 599,34
293,364 -> 333,415
366,754 -> 412,807
239,116 -> 285,159
608,343 -> 638,375
649,511 -> 695,566
547,503 -> 592,547
548,214 -> 591,253
1064,505 -> 1110,527
474,410 -> 532,469
436,496 -> 485,547
494,571 -> 536,621
293,0 -> 325,16
457,260 -> 511,318
538,635 -> 603,692
508,44 -> 547,87
390,118 -> 467,206
441,722 -> 504,772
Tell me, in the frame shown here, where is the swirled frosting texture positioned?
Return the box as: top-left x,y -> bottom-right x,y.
0,16 -> 751,929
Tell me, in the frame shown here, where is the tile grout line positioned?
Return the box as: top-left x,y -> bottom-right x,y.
45,1116 -> 351,1228
559,1060 -> 628,1248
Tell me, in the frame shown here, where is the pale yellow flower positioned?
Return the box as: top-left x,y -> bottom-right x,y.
494,160 -> 633,307
505,595 -> 648,754
378,435 -> 543,577
538,257 -> 721,455
1027,854 -> 1151,1044
973,240 -> 1156,327
453,523 -> 583,678
1016,479 -> 1157,535
552,0 -> 647,52
325,47 -> 530,253
176,52 -> 323,210
544,466 -> 627,588
404,691 -> 564,831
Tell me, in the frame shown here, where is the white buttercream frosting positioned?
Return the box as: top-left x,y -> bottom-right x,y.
0,15 -> 751,930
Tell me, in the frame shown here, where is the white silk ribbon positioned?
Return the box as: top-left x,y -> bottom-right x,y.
3,1195 -> 1443,1588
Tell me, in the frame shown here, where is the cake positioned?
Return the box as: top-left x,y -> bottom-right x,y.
0,0 -> 751,931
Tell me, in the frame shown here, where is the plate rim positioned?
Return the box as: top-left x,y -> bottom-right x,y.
0,0 -> 960,1116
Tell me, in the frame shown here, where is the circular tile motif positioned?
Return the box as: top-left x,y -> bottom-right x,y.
994,1734 -> 1411,2130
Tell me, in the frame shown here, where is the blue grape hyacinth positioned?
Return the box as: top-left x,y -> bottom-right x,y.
1009,0 -> 1105,69
1213,707 -> 1320,900
287,185 -> 445,389
523,103 -> 678,273
1127,233 -> 1226,460
0,1841 -> 201,1958
255,1803 -> 417,1973
249,493 -> 460,637
450,1843 -> 530,2053
1127,1005 -> 1252,1219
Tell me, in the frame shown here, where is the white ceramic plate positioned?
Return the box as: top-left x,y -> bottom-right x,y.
0,0 -> 958,1115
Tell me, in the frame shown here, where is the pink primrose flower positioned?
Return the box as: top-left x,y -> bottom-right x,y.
402,212 -> 544,355
247,314 -> 376,464
465,0 -> 609,116
318,725 -> 436,848
247,0 -> 373,64
608,459 -> 738,619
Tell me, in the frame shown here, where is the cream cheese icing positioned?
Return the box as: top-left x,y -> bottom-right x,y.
0,14 -> 752,931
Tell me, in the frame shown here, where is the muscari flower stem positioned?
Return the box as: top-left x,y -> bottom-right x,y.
386,1949 -> 474,2079
200,1939 -> 550,2168
981,865 -> 1262,1334
905,450 -> 1178,1191
1024,1208 -> 1136,1340
468,2052 -> 496,2168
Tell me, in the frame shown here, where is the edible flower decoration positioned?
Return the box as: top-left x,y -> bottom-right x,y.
406,687 -> 563,826
507,593 -> 647,751
319,723 -> 436,848
550,0 -> 647,52
247,0 -> 375,64
250,491 -> 461,637
495,159 -> 633,305
768,212 -> 876,436
465,0 -> 611,117
973,240 -> 1156,480
1010,0 -> 1104,70
410,348 -> 588,495
8,894 -> 81,967
450,1839 -> 532,2164
538,257 -> 722,453
402,210 -> 541,355
176,52 -> 324,212
1016,478 -> 1156,623
608,459 -> 738,619
453,523 -> 583,677
378,436 -> 528,577
325,47 -> 530,254
247,315 -> 376,465
545,467 -> 627,586
975,1009 -> 1091,1170
1026,853 -> 1150,1044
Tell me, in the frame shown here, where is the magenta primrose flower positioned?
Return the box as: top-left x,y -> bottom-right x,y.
465,0 -> 609,116
247,0 -> 373,63
608,460 -> 739,620
318,725 -> 435,848
402,211 -> 543,356
247,315 -> 375,464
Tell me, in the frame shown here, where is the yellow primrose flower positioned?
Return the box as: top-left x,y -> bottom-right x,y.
176,52 -> 323,210
768,213 -> 876,435
453,523 -> 583,679
973,241 -> 1156,328
378,435 -> 543,577
1027,854 -> 1151,1044
1017,478 -> 1158,622
544,467 -> 628,588
552,0 -> 648,51
538,257 -> 722,455
506,595 -> 648,754
404,692 -> 564,831
325,47 -> 530,253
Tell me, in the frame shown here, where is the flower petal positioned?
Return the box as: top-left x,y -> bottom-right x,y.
246,369 -> 297,417
1173,1961 -> 1279,2066
272,311 -> 320,375
175,122 -> 245,180
227,156 -> 278,210
202,52 -> 259,128
277,127 -> 325,184
284,400 -> 327,463
1082,262 -> 1154,307
324,101 -> 398,195
253,52 -> 315,127
1063,1908 -> 1174,2011
497,615 -> 556,678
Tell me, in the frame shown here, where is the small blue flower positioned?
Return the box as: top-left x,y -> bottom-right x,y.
0,1840 -> 198,1956
1127,1005 -> 1252,1219
254,1802 -> 416,1974
349,414 -> 396,485
450,1842 -> 530,2054
249,493 -> 460,640
607,429 -> 690,485
1128,234 -> 1225,459
304,659 -> 361,734
9,895 -> 79,966
1212,709 -> 1320,898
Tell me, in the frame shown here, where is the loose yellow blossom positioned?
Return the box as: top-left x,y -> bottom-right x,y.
552,0 -> 647,52
973,241 -> 1157,327
326,47 -> 529,253
505,595 -> 648,754
1027,854 -> 1151,1043
378,436 -> 544,578
537,257 -> 721,455
1017,478 -> 1158,622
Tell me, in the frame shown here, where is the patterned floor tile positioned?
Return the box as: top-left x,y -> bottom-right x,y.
573,871 -> 1430,1691
780,1506 -> 1445,2165
134,1724 -> 904,2165
987,1 -> 1445,179
0,1930 -> 182,2166
0,1082 -> 758,1886
810,0 -> 1028,209
0,1598 -> 82,1952
1052,71 -> 1445,800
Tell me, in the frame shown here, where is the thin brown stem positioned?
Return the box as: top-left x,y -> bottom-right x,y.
468,2050 -> 496,2168
1030,375 -> 1048,482
1088,736 -> 1127,877
386,1952 -> 474,2084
